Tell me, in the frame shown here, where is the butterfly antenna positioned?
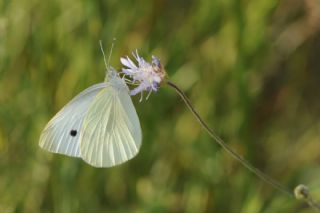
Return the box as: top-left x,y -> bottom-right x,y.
107,38 -> 116,67
99,40 -> 109,69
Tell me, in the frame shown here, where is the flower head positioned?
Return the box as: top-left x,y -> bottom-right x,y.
120,50 -> 166,100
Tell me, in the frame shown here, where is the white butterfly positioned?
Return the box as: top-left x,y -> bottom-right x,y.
39,68 -> 142,168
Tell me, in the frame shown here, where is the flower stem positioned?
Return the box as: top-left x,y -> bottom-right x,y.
166,80 -> 293,197
294,185 -> 320,211
167,80 -> 320,210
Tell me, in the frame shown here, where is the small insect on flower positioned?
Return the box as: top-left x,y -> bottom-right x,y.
120,50 -> 167,101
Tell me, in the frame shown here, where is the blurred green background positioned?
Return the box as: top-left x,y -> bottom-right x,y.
1,0 -> 320,212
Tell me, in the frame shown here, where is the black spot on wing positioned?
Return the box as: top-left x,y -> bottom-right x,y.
70,130 -> 77,137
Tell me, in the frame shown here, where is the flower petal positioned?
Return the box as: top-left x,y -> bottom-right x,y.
120,57 -> 137,69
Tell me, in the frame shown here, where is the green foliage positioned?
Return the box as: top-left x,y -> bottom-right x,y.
1,0 -> 320,212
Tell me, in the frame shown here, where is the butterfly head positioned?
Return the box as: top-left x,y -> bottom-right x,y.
105,67 -> 128,91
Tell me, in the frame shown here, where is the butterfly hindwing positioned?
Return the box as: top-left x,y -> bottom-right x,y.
80,86 -> 142,167
39,83 -> 107,157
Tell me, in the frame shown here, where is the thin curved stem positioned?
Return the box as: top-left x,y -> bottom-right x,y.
166,80 -> 293,197
294,185 -> 320,211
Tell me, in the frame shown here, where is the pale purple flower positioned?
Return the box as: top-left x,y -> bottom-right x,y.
120,50 -> 166,101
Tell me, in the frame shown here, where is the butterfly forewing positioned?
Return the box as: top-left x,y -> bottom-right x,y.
80,86 -> 142,167
39,83 -> 107,157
